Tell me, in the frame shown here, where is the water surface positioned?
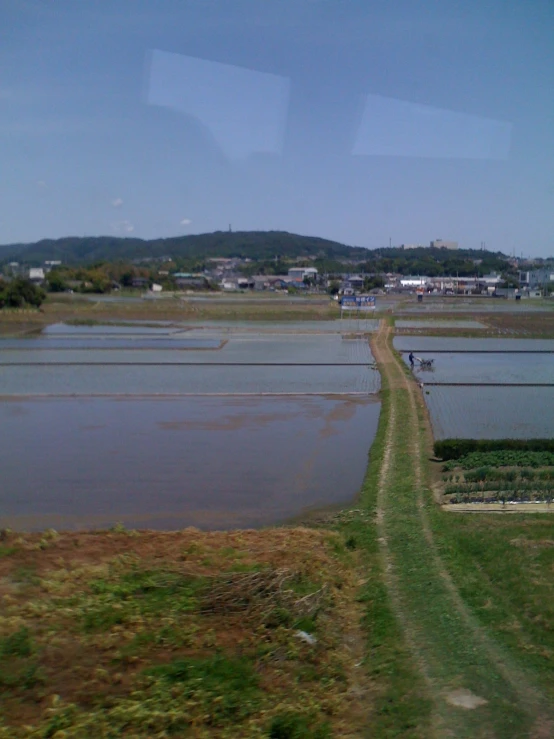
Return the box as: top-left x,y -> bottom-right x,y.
0,338 -> 221,350
403,353 -> 554,385
425,386 -> 554,439
43,323 -> 180,336
0,364 -> 377,395
0,396 -> 380,531
394,337 -> 554,352
1,334 -> 373,366
395,320 -> 486,329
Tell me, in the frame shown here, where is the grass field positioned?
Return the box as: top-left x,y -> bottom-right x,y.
0,527 -> 371,738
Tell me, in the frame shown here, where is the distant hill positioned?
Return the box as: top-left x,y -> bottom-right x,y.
0,231 -> 369,266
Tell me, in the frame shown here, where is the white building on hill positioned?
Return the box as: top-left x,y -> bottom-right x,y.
430,239 -> 458,250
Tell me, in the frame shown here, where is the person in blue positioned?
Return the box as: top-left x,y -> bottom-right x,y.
409,352 -> 415,369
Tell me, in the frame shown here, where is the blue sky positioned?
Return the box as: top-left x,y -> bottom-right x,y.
1,0 -> 553,255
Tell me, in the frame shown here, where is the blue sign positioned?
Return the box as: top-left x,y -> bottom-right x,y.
341,296 -> 357,307
357,296 -> 375,308
341,295 -> 375,310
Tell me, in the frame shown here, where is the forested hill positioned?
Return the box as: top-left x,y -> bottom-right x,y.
0,231 -> 369,265
1,232 -> 515,276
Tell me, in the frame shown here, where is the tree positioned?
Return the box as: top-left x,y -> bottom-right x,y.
0,278 -> 46,309
327,280 -> 340,295
363,275 -> 385,291
46,271 -> 68,292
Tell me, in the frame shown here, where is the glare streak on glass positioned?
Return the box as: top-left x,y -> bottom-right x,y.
146,49 -> 290,158
353,94 -> 512,159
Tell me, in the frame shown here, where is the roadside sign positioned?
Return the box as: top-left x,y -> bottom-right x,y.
341,296 -> 375,310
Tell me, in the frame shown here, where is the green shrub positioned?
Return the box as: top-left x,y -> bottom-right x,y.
435,438 -> 554,461
145,654 -> 260,724
465,467 -> 490,482
0,627 -> 32,658
268,712 -> 331,738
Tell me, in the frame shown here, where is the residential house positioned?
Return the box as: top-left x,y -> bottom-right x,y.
28,268 -> 45,283
131,277 -> 149,289
519,269 -> 554,290
173,273 -> 206,289
344,274 -> 364,291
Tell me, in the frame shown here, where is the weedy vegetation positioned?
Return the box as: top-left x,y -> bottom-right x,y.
0,527 -> 370,738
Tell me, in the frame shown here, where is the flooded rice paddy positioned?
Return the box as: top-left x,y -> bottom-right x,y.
395,320 -> 486,329
404,353 -> 554,385
395,335 -> 554,439
0,364 -> 376,395
0,323 -> 379,530
0,338 -> 223,350
394,337 -> 554,352
425,386 -> 554,440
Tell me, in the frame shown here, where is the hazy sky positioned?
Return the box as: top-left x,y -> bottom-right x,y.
1,0 -> 553,254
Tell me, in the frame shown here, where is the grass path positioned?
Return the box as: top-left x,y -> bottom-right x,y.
369,320 -> 553,738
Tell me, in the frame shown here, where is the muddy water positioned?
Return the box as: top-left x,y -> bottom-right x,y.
395,320 -> 486,329
394,337 -> 554,352
398,336 -> 554,438
0,364 -> 377,395
425,386 -> 554,439
0,396 -> 380,531
402,352 -> 554,385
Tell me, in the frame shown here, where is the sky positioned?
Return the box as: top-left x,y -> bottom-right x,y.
1,0 -> 553,255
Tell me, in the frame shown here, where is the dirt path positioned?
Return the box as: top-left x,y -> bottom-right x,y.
370,321 -> 553,738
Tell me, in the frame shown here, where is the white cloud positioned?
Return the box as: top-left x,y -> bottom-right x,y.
180,218 -> 192,225
111,197 -> 123,207
36,180 -> 46,187
112,220 -> 134,233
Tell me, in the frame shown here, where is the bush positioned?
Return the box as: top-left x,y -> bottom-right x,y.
0,627 -> 32,658
435,438 -> 554,461
0,278 -> 45,309
268,713 -> 331,738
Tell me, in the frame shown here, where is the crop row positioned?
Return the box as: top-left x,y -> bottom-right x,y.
444,481 -> 554,496
443,467 -> 554,483
447,491 -> 554,504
